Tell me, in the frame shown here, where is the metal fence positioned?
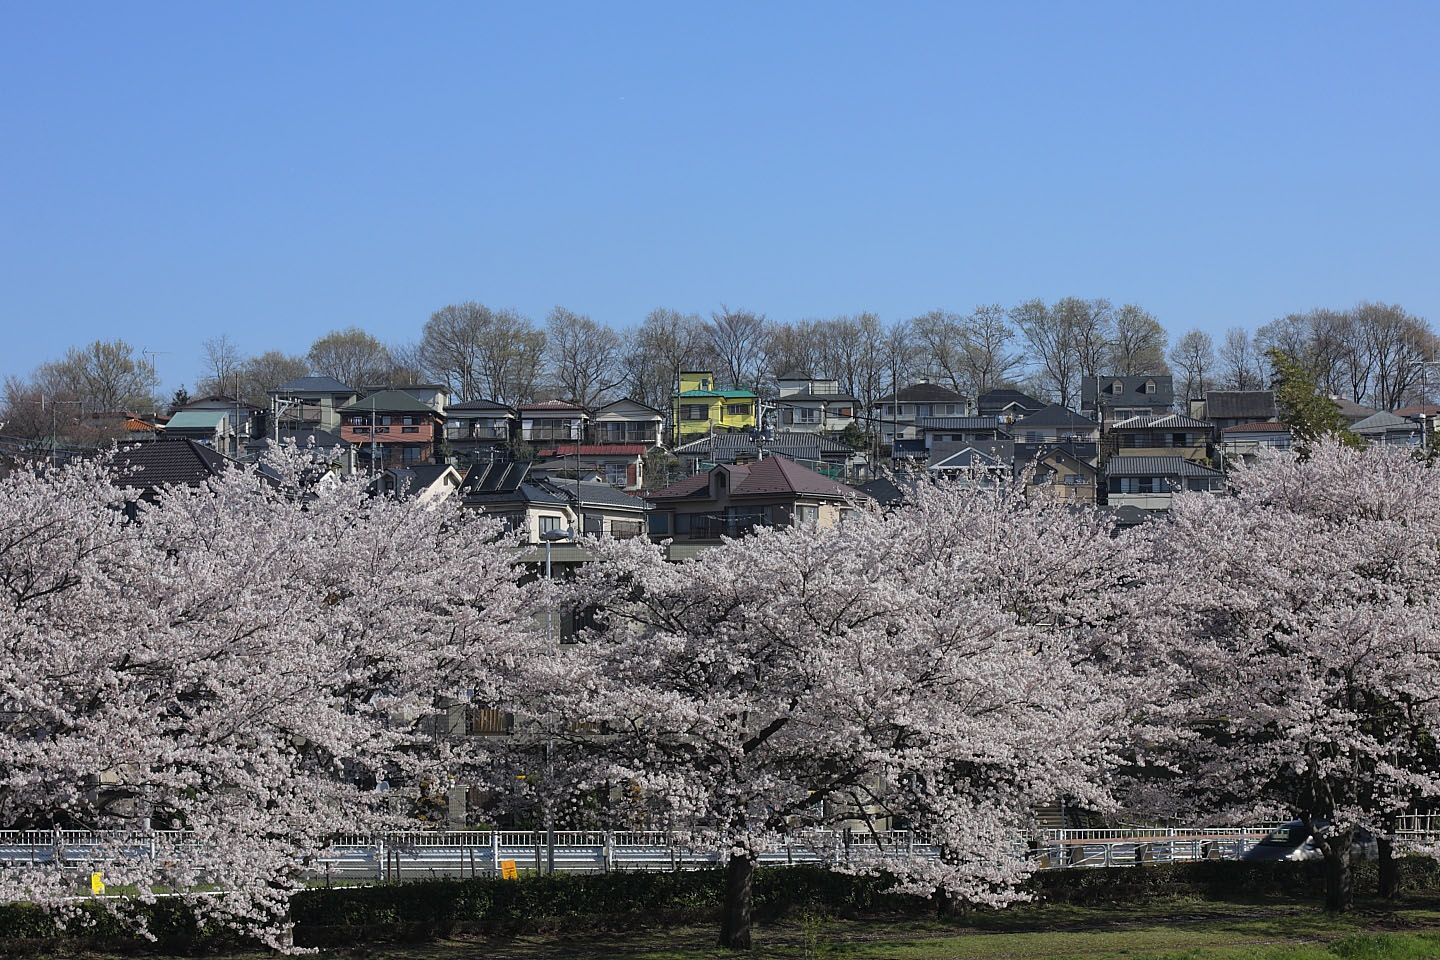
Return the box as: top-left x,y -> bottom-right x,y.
4,820 -> 1438,884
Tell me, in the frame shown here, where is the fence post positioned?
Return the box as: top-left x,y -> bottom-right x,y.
603,831 -> 613,873
376,838 -> 385,881
491,831 -> 500,878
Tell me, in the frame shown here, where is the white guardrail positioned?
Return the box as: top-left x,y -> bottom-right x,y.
2,818 -> 1438,883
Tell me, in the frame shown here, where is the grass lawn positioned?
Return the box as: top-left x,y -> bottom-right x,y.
15,893 -> 1440,959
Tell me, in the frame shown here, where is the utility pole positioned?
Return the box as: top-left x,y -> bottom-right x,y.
142,349 -> 169,417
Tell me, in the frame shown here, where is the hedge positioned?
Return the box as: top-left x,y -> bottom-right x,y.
5,857 -> 1440,951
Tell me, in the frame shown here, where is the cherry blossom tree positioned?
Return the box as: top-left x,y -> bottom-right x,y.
0,444 -> 540,947
510,476 -> 1127,949
1135,440 -> 1440,911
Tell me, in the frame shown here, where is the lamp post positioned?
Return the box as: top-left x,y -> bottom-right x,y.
539,525 -> 571,875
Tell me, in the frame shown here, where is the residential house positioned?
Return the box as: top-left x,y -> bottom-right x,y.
672,432 -> 863,481
374,463 -> 465,503
870,382 -> 973,447
267,376 -> 358,433
927,446 -> 1010,485
774,372 -> 859,434
591,398 -> 665,446
1219,421 -> 1293,461
241,428 -> 357,474
1081,375 -> 1174,425
915,416 -> 1010,452
671,370 -> 759,442
539,478 -> 648,539
1330,396 -> 1379,426
519,401 -> 589,446
360,383 -> 449,414
1104,413 -> 1213,464
460,461 -> 577,544
163,396 -> 263,454
1029,447 -> 1099,505
644,456 -> 866,553
445,399 -> 517,462
1104,456 -> 1225,511
1189,390 -> 1277,432
1351,411 -> 1421,447
531,443 -> 650,490
1008,404 -> 1101,467
338,390 -> 445,469
976,389 -> 1045,422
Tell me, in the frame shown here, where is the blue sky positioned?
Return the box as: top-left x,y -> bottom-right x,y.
2,2 -> 1438,391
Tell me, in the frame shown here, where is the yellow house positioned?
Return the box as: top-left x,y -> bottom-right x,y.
672,370 -> 759,442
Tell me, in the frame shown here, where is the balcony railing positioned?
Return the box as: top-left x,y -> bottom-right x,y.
447,424 -> 510,441
466,708 -> 514,735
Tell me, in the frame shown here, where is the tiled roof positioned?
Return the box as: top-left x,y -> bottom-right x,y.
164,410 -> 230,430
111,439 -> 242,489
1351,411 -> 1415,433
977,389 -> 1045,412
1104,456 -> 1223,478
675,389 -> 758,399
1221,421 -> 1290,434
1394,404 -> 1440,418
1109,413 -> 1212,430
538,479 -> 647,512
1082,376 -> 1175,407
537,444 -> 650,457
1203,390 -> 1277,420
594,397 -> 665,415
646,456 -> 863,501
448,398 -> 515,413
928,447 -> 1003,470
873,382 -> 968,404
520,400 -> 589,412
673,434 -> 853,461
340,391 -> 439,414
1015,404 -> 1097,429
915,416 -> 1002,431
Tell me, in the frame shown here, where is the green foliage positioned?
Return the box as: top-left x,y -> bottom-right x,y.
1267,349 -> 1362,454
837,421 -> 871,451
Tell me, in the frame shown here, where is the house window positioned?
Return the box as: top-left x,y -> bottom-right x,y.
381,416 -> 393,426
797,408 -> 819,424
351,416 -> 369,426
683,405 -> 709,420
727,403 -> 750,416
402,426 -> 419,433
1145,380 -> 1157,394
916,404 -> 931,418
675,513 -> 691,533
1026,431 -> 1042,443
402,416 -> 416,426
838,407 -> 852,417
795,504 -> 819,524
604,462 -> 626,484
648,513 -> 670,535
540,515 -> 563,534
1064,474 -> 1089,485
403,447 -> 421,463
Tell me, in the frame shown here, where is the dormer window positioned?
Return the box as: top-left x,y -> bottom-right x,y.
1144,379 -> 1157,394
1111,379 -> 1124,394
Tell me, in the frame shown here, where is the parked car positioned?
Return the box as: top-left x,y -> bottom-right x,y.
1242,820 -> 1378,862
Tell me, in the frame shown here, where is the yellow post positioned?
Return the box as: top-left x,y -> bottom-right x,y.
500,859 -> 518,880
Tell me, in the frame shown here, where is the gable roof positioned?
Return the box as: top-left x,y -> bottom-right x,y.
1015,404 -> 1098,430
111,438 -> 242,489
873,382 -> 968,404
1330,396 -> 1378,421
1082,375 -> 1174,407
594,397 -> 665,416
777,388 -> 860,404
461,460 -> 532,495
1033,446 -> 1098,476
1109,412 -> 1213,431
448,398 -> 516,413
646,455 -> 863,501
339,391 -> 439,414
537,478 -> 647,512
1351,411 -> 1416,434
536,444 -> 650,458
977,389 -> 1045,412
673,433 -> 854,462
1104,455 -> 1223,478
270,376 -> 355,395
928,447 -> 1003,470
1203,390 -> 1277,420
915,416 -> 1003,432
1222,421 -> 1292,434
164,410 -> 232,430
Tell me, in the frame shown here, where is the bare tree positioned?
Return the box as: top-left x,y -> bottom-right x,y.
910,310 -> 967,395
1218,327 -> 1264,390
199,335 -> 244,396
420,302 -> 490,399
706,307 -> 767,389
1061,297 -> 1114,382
36,340 -> 155,414
819,313 -> 887,410
547,307 -> 623,408
307,328 -> 392,388
1108,305 -> 1168,376
621,308 -> 710,411
760,319 -> 825,388
238,351 -> 310,409
1354,301 -> 1436,410
382,341 -> 427,386
1014,299 -> 1075,407
1169,329 -> 1216,402
960,304 -> 1024,396
477,309 -> 545,405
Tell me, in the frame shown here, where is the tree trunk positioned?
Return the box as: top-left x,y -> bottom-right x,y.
718,851 -> 755,950
1322,828 -> 1355,913
1378,835 -> 1400,899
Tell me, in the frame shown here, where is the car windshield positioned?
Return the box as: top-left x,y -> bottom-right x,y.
1259,824 -> 1308,846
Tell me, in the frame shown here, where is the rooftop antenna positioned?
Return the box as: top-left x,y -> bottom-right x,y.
142,349 -> 169,416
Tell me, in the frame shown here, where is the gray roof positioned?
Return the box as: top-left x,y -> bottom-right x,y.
448,398 -> 515,413
164,410 -> 230,430
1109,412 -> 1212,431
1203,390 -> 1277,420
1104,456 -> 1223,478
270,376 -> 355,395
674,433 -> 854,461
538,479 -> 647,512
915,416 -> 1003,431
1014,404 -> 1097,429
111,438 -> 242,489
976,389 -> 1045,413
1351,411 -> 1417,434
873,382 -> 968,404
339,390 -> 439,414
1082,375 -> 1175,408
777,388 -> 860,404
929,447 -> 1003,470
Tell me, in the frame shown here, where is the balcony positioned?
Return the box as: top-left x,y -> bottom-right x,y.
447,424 -> 510,441
595,426 -> 659,445
465,707 -> 514,735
